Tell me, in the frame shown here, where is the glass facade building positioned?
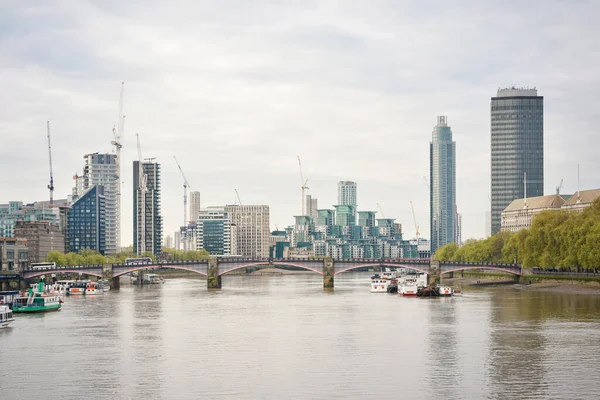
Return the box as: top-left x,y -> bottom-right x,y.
491,88 -> 543,234
68,185 -> 106,255
430,116 -> 456,255
133,161 -> 163,255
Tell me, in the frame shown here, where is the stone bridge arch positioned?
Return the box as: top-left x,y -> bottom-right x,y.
441,265 -> 522,276
22,268 -> 103,280
112,263 -> 208,278
334,263 -> 430,275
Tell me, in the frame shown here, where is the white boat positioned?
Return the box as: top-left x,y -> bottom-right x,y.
85,282 -> 100,295
370,275 -> 391,293
98,280 -> 111,292
68,281 -> 87,295
142,274 -> 164,284
0,305 -> 15,328
399,274 -> 428,297
438,285 -> 453,297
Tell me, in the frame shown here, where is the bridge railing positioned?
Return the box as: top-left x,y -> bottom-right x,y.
21,264 -> 104,272
442,261 -> 521,268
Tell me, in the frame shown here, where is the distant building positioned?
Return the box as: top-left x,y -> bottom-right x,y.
501,194 -> 565,232
189,191 -> 201,223
74,153 -> 120,254
338,181 -> 357,221
0,237 -> 29,274
164,234 -> 173,249
334,205 -> 356,227
174,231 -> 181,251
561,189 -> 600,212
133,160 -> 162,255
455,212 -> 462,247
14,220 -> 64,263
224,205 -> 270,258
195,207 -> 236,256
0,200 -> 66,238
358,211 -> 376,228
491,87 -> 544,234
430,116 -> 457,255
305,195 -> 318,219
68,185 -> 106,255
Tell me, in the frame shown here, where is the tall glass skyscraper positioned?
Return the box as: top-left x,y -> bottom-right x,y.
491,88 -> 543,234
133,160 -> 163,255
68,185 -> 106,255
430,116 -> 456,255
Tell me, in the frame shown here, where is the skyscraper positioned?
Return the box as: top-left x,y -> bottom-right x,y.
337,181 -> 357,207
196,207 -> 236,255
73,153 -> 119,254
68,185 -> 106,255
491,87 -> 543,234
430,116 -> 456,255
189,191 -> 201,223
133,160 -> 162,255
305,195 -> 318,219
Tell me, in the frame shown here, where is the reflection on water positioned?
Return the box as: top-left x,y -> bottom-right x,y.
1,274 -> 600,400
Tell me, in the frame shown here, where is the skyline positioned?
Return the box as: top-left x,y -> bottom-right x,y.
1,2 -> 599,245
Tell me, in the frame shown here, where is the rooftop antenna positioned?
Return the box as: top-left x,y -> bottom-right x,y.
46,121 -> 55,205
577,162 -> 581,203
523,172 -> 527,208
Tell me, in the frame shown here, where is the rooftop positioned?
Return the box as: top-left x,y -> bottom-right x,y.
503,194 -> 565,212
563,189 -> 600,206
496,86 -> 538,97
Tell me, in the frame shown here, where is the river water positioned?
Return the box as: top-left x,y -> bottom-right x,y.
2,273 -> 600,400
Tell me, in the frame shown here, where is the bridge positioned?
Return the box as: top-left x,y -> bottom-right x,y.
9,258 -> 522,290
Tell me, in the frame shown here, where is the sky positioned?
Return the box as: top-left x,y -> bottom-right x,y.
1,0 -> 599,246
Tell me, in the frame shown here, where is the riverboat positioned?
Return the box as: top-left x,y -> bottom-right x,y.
370,275 -> 391,293
143,274 -> 164,284
85,282 -> 100,295
0,305 -> 15,328
399,274 -> 427,296
416,285 -> 454,297
12,283 -> 62,313
68,281 -> 87,295
0,291 -> 20,309
386,278 -> 399,293
98,280 -> 111,292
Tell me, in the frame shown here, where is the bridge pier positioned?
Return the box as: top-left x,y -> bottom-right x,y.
429,260 -> 440,286
323,258 -> 334,288
103,264 -> 120,290
207,257 -> 221,289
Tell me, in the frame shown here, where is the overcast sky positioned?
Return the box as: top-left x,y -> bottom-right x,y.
1,1 -> 599,246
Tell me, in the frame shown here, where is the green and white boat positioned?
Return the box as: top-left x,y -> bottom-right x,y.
12,282 -> 62,313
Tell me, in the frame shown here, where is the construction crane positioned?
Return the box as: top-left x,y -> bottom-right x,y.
111,82 -> 125,249
297,156 -> 309,215
46,121 -> 55,205
376,203 -> 386,218
410,201 -> 420,242
136,133 -> 147,255
235,189 -> 243,205
556,178 -> 564,195
173,156 -> 191,226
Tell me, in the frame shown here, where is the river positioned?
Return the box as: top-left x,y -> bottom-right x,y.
2,273 -> 600,399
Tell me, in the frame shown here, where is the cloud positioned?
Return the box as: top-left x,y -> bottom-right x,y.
1,0 -> 599,245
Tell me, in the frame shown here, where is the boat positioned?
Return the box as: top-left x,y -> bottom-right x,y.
453,288 -> 462,296
399,274 -> 427,296
68,281 -> 87,295
85,282 -> 100,295
12,283 -> 62,313
416,285 -> 454,297
97,280 -> 111,292
0,305 -> 15,328
142,274 -> 165,284
370,276 -> 391,293
0,291 -> 21,309
386,278 -> 399,293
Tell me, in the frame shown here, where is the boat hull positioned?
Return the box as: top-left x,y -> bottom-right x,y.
1,320 -> 14,328
13,303 -> 61,313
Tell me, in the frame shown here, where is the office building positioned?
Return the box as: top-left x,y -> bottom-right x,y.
196,207 -> 236,255
174,231 -> 182,251
224,205 -> 270,258
133,160 -> 162,255
68,185 -> 106,255
164,235 -> 173,249
501,194 -> 565,232
73,153 -> 120,254
491,87 -> 543,234
561,188 -> 600,212
14,220 -> 64,263
190,191 -> 201,223
430,116 -> 457,254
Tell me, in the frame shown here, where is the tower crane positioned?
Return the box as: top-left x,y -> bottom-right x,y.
46,121 -> 55,205
235,189 -> 243,205
297,156 -> 309,215
410,201 -> 420,242
556,178 -> 564,195
376,203 -> 385,218
136,133 -> 147,255
111,82 -> 125,249
173,156 -> 191,226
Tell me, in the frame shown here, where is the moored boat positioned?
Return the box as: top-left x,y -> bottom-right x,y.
399,274 -> 427,296
0,305 -> 15,328
370,275 -> 391,293
416,285 -> 455,297
85,282 -> 100,295
12,283 -> 62,313
68,281 -> 87,295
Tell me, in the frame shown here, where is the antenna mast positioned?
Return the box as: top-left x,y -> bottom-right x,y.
46,121 -> 54,205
